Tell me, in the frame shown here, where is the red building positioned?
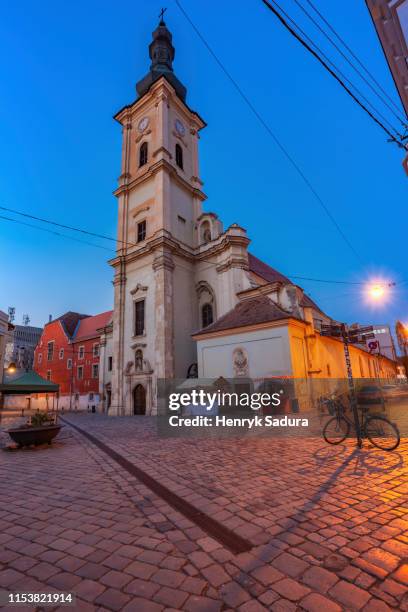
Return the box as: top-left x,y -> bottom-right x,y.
34,310 -> 113,411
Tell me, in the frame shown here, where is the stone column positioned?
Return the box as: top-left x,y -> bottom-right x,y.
111,259 -> 126,416
98,335 -> 107,413
153,248 -> 175,410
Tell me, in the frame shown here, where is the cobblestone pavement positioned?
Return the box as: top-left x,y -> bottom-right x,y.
0,413 -> 407,611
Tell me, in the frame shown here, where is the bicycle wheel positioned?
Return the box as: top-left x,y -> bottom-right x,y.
323,417 -> 350,444
365,416 -> 400,451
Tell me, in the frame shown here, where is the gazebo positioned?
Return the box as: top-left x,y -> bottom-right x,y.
0,370 -> 59,412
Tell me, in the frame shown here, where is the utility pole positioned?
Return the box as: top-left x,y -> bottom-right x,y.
321,323 -> 376,448
341,324 -> 362,448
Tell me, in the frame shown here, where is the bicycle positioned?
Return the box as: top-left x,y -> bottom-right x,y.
321,392 -> 400,451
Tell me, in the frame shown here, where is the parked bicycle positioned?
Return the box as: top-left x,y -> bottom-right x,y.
321,391 -> 400,451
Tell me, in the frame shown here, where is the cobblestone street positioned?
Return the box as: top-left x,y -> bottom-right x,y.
0,413 -> 407,611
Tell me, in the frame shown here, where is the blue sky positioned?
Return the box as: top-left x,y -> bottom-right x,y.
0,0 -> 406,333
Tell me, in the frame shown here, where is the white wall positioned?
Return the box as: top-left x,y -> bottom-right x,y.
173,256 -> 197,378
3,393 -> 99,412
197,326 -> 292,379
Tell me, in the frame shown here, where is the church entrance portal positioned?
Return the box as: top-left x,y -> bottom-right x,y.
133,384 -> 146,415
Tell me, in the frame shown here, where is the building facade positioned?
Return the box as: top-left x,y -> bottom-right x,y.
98,318 -> 114,413
107,17 -> 399,417
0,310 -> 13,384
109,18 -> 257,416
5,324 -> 43,371
33,310 -> 112,411
193,293 -> 398,383
369,323 -> 397,361
366,0 -> 408,172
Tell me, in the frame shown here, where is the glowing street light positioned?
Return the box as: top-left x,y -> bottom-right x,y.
363,278 -> 395,306
6,362 -> 17,374
369,284 -> 385,301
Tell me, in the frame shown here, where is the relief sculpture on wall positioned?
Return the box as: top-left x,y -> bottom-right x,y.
233,347 -> 249,378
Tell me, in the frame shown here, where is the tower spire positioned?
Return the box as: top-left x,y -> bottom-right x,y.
136,13 -> 187,102
158,7 -> 167,26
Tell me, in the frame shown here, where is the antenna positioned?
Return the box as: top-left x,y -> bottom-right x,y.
8,306 -> 15,323
22,314 -> 30,326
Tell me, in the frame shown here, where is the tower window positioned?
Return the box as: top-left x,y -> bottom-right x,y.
201,220 -> 212,244
137,220 -> 146,242
134,300 -> 145,336
175,143 -> 183,169
139,142 -> 148,167
202,303 -> 213,328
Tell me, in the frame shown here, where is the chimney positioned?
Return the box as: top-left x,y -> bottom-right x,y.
48,315 -> 52,323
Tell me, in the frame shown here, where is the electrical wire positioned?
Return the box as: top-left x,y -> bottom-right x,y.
0,214 -> 114,252
304,0 -> 407,122
280,0 -> 402,137
0,204 -> 399,288
261,0 -> 407,148
287,275 -> 395,287
174,0 -> 363,263
292,0 -> 407,130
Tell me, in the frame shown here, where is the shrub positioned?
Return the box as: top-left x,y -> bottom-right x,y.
30,412 -> 53,427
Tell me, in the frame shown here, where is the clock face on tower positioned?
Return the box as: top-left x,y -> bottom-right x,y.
175,119 -> 185,136
138,117 -> 149,132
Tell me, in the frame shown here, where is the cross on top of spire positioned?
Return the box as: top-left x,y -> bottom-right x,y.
159,7 -> 167,25
135,10 -> 187,102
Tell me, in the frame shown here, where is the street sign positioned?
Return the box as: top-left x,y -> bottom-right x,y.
320,324 -> 343,337
348,337 -> 366,344
348,326 -> 374,336
321,330 -> 343,337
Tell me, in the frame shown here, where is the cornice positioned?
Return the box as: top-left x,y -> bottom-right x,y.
238,282 -> 283,299
195,233 -> 250,263
215,257 -> 249,273
192,318 -> 305,341
109,230 -> 252,272
114,77 -> 206,130
113,158 -> 207,202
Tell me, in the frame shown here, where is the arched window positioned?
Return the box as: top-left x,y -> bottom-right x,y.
201,220 -> 211,244
202,303 -> 213,328
175,143 -> 183,169
139,142 -> 148,167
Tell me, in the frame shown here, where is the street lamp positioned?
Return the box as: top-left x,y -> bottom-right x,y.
6,362 -> 17,374
368,284 -> 385,301
364,279 -> 395,306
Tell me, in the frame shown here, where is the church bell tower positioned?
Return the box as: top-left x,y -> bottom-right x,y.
109,15 -> 207,415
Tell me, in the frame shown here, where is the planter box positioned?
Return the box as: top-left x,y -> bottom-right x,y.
7,425 -> 62,447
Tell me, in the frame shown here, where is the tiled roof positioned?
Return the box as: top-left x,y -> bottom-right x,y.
194,296 -> 293,336
249,253 -> 328,317
248,253 -> 290,285
50,312 -> 90,338
74,310 -> 113,341
300,294 -> 326,315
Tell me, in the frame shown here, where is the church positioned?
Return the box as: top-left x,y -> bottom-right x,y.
100,17 -> 397,416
